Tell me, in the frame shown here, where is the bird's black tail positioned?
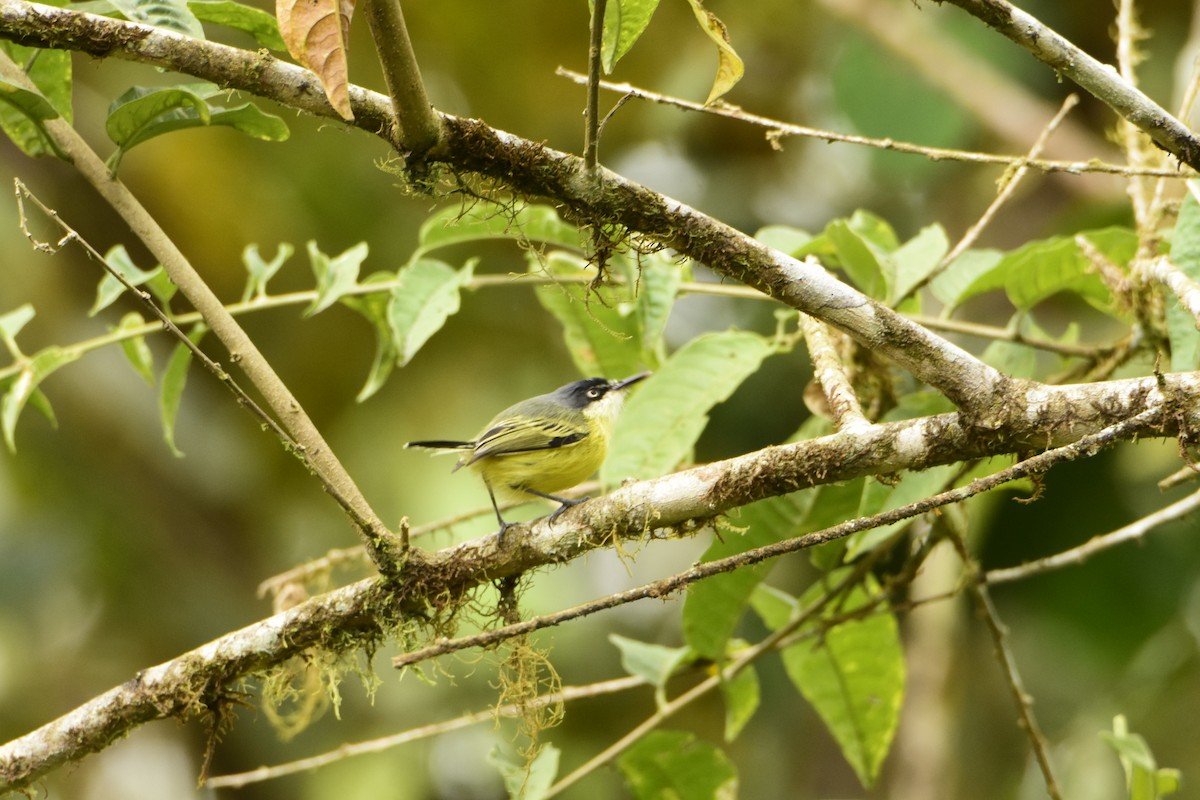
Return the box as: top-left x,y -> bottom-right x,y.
406,439 -> 473,450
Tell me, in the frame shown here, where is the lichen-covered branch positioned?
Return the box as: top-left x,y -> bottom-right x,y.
0,1 -> 1012,417
0,371 -> 1191,791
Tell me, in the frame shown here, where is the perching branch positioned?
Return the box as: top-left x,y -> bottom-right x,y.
936,0 -> 1200,171
2,388 -> 1177,791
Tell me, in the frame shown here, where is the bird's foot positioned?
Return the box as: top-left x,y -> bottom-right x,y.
548,495 -> 588,523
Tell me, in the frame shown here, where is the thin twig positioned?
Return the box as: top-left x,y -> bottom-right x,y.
949,528 -> 1062,799
12,181 -> 302,458
0,47 -> 400,572
554,68 -> 1193,178
205,676 -> 646,788
986,488 -> 1200,584
912,95 -> 1080,299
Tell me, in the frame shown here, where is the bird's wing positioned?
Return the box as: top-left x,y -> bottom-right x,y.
467,417 -> 587,464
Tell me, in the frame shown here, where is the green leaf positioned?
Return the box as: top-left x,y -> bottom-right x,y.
844,464 -> 960,560
953,228 -> 1136,311
683,0 -> 743,104
2,346 -> 78,452
306,241 -> 368,317
1167,182 -> 1200,371
719,661 -> 759,742
755,224 -> 813,257
534,251 -> 646,379
488,743 -> 560,800
416,203 -> 585,257
610,634 -> 691,708
116,312 -> 155,386
188,0 -> 287,50
341,271 -> 398,401
1102,715 -> 1182,800
106,83 -> 288,171
241,242 -> 294,302
594,0 -> 662,72
980,336 -> 1038,379
159,323 -> 206,457
751,576 -> 905,788
108,0 -> 204,37
603,330 -> 773,483
683,488 -> 818,660
0,41 -> 71,158
388,258 -> 475,366
825,218 -> 889,300
0,77 -> 61,158
930,249 -> 1003,310
890,223 -> 948,304
635,251 -> 684,365
0,304 -> 36,355
618,730 -> 738,800
90,245 -> 162,316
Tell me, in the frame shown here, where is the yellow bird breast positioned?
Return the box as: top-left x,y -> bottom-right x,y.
471,438 -> 605,499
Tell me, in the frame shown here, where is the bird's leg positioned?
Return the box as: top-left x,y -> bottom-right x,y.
523,488 -> 588,523
485,481 -> 515,542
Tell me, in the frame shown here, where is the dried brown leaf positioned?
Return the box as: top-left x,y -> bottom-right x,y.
277,0 -> 356,120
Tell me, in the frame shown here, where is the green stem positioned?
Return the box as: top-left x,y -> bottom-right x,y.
363,0 -> 440,154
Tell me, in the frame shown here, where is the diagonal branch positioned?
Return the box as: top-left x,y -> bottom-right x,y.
0,1 -> 1011,417
937,0 -> 1200,170
0,379 -> 1183,791
0,41 -> 401,572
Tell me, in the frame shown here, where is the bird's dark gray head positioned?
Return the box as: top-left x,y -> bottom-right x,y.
553,378 -> 617,410
551,372 -> 650,410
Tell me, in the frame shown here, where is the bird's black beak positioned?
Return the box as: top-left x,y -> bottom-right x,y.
613,371 -> 651,391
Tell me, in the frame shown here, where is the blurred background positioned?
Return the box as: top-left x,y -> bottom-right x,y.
1,0 -> 1199,797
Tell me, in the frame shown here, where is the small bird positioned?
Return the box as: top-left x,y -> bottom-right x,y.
407,372 -> 650,538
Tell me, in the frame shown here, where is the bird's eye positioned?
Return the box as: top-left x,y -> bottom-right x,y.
587,388 -> 602,399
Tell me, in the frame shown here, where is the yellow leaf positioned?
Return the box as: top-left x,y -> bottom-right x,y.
684,0 -> 744,105
277,0 -> 356,120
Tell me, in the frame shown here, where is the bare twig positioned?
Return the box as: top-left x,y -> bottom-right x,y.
937,0 -> 1200,171
206,676 -> 646,788
951,530 -> 1062,798
554,68 -> 1192,179
986,488 -> 1200,584
916,95 -> 1080,298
